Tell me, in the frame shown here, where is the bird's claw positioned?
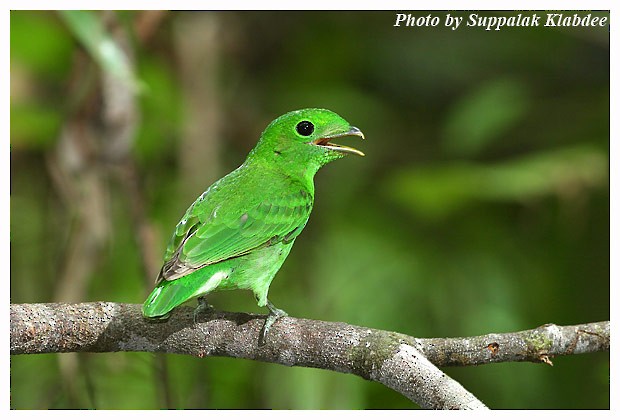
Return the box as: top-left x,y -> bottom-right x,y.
259,301 -> 288,346
193,296 -> 214,323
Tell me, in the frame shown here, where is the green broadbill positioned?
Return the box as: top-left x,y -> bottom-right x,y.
142,108 -> 364,339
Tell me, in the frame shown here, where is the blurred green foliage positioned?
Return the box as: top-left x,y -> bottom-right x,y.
10,10 -> 609,409
59,11 -> 138,89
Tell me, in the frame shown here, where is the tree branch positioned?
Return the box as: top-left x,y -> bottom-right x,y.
10,302 -> 609,409
415,321 -> 609,367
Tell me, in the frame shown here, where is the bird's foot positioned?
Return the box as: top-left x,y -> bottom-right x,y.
193,296 -> 214,323
259,301 -> 288,346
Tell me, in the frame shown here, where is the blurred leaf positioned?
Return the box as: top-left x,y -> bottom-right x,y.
10,12 -> 71,150
59,10 -> 138,90
10,11 -> 73,78
387,146 -> 607,220
442,77 -> 530,157
134,56 -> 182,162
10,103 -> 62,149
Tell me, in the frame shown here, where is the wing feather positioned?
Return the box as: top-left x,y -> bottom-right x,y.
158,183 -> 313,282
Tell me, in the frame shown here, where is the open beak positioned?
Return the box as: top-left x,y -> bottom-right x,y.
312,126 -> 365,156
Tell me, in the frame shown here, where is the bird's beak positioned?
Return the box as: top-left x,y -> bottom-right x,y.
312,126 -> 365,156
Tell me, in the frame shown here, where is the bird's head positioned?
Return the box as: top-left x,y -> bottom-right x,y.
249,108 -> 365,175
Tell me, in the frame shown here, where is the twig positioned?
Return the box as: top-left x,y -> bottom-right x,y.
414,322 -> 610,366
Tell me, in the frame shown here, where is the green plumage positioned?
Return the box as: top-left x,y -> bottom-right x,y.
143,108 -> 364,330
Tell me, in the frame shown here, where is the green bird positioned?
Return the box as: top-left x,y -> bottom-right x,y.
142,108 -> 364,340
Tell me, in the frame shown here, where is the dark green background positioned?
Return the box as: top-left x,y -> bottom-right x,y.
10,10 -> 609,409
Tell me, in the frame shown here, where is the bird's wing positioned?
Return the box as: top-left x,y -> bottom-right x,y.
158,187 -> 313,282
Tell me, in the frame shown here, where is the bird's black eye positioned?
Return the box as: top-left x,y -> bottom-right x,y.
296,121 -> 314,136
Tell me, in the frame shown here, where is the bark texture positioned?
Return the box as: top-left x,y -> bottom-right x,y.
10,302 -> 610,409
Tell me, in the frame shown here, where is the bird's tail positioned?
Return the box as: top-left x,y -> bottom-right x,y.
142,267 -> 231,318
142,279 -> 201,318
142,282 -> 178,318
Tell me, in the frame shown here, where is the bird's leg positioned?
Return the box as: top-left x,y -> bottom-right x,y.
259,300 -> 288,345
193,296 -> 214,323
